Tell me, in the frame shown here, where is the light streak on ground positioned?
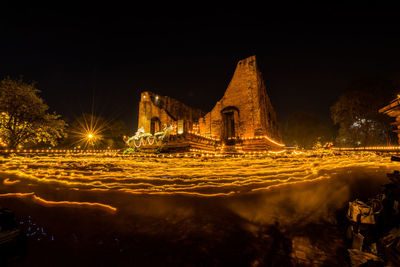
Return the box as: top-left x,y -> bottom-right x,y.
3,178 -> 20,185
0,150 -> 398,212
0,192 -> 34,198
0,192 -> 117,213
31,195 -> 117,213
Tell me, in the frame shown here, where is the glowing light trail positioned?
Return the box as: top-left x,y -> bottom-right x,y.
31,195 -> 117,213
0,192 -> 117,213
3,178 -> 20,185
0,151 -> 397,209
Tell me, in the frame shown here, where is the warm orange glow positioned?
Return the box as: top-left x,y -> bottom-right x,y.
31,195 -> 117,213
69,114 -> 107,148
0,192 -> 34,198
333,146 -> 400,151
3,178 -> 20,185
0,150 -> 396,199
0,192 -> 117,213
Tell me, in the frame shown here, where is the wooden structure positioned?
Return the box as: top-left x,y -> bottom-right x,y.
379,96 -> 400,143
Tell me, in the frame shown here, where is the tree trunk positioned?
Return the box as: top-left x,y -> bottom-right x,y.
8,133 -> 19,149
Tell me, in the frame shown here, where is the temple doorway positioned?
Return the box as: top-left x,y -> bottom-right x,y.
150,117 -> 161,134
221,107 -> 238,145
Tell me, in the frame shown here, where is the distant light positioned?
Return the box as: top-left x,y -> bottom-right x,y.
88,134 -> 93,139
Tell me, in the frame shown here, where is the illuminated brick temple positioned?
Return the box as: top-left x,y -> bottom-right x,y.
137,55 -> 284,152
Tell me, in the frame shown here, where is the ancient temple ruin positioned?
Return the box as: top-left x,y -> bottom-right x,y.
136,55 -> 283,152
138,91 -> 205,135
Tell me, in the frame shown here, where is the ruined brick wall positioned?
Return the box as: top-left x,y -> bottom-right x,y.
256,68 -> 281,140
138,91 -> 205,133
199,55 -> 281,141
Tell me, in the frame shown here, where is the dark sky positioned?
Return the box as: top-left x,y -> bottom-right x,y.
1,3 -> 400,131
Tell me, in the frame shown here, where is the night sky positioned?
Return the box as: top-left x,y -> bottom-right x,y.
1,3 -> 400,131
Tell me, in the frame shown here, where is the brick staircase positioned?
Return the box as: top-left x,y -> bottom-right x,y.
220,145 -> 237,154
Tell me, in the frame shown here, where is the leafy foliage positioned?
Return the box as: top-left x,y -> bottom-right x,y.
155,146 -> 167,153
330,77 -> 397,146
123,147 -> 136,154
283,111 -> 335,149
0,77 -> 67,148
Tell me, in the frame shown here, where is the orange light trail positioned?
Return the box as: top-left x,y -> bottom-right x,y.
0,192 -> 117,213
31,195 -> 117,213
3,178 -> 20,185
251,174 -> 331,192
0,151 -> 397,201
0,192 -> 34,198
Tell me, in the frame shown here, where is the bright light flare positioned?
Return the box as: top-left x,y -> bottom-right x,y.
70,114 -> 108,148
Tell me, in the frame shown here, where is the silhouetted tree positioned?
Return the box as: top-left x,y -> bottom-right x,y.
330,76 -> 397,146
0,77 -> 67,149
283,111 -> 335,149
105,119 -> 130,148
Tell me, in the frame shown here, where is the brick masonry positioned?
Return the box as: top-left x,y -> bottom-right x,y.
138,91 -> 205,134
137,55 -> 282,149
198,55 -> 281,141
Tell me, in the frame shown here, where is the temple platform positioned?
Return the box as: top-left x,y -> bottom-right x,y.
134,133 -> 284,154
